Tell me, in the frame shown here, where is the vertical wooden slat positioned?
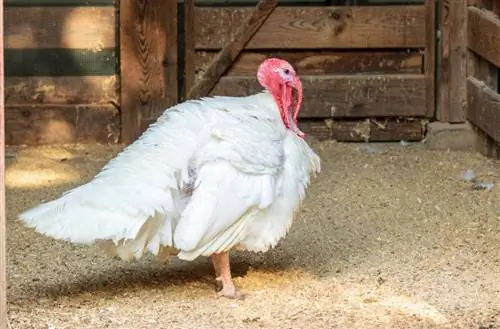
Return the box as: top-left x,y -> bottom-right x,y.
448,0 -> 467,122
438,0 -> 450,121
0,0 -> 6,327
184,0 -> 195,101
424,0 -> 436,118
120,0 -> 178,144
164,1 -> 178,110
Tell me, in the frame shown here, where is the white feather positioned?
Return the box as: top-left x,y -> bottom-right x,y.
19,91 -> 321,261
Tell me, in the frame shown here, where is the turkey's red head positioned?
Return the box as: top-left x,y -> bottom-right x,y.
257,58 -> 305,138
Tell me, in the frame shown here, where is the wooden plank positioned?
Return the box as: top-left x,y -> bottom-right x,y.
195,6 -> 426,50
467,6 -> 500,68
5,6 -> 116,49
438,0 -> 467,122
211,74 -> 428,118
187,0 -> 278,100
467,77 -> 500,144
298,119 -> 424,142
5,76 -> 118,104
438,0 -> 451,121
424,0 -> 436,118
120,0 -> 176,144
5,104 -> 120,145
5,48 -> 117,77
184,0 -> 195,101
194,51 -> 423,80
5,0 -> 116,5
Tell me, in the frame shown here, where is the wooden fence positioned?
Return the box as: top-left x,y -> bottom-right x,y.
463,1 -> 500,158
5,0 -> 436,145
4,0 -> 120,145
178,0 -> 435,144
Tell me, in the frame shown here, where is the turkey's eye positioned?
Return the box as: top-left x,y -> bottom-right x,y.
283,68 -> 290,75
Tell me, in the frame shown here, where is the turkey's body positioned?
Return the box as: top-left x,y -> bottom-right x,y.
20,91 -> 321,265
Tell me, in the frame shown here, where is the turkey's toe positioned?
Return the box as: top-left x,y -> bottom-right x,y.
216,286 -> 246,300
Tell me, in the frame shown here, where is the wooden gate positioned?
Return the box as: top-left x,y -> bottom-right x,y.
177,0 -> 436,143
465,0 -> 500,157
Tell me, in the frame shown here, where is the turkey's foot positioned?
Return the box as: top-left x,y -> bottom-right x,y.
211,252 -> 245,300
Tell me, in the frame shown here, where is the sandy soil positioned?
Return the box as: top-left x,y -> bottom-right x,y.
5,141 -> 500,329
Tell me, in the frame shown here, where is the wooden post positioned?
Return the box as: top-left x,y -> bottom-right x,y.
184,0 -> 195,101
120,0 -> 178,145
186,0 -> 278,100
438,0 -> 468,122
424,0 -> 437,118
0,0 -> 6,326
438,0 -> 451,121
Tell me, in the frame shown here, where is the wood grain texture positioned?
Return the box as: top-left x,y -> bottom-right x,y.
5,104 -> 120,145
447,0 -> 467,122
184,0 -> 195,101
186,0 -> 278,99
211,74 -> 428,118
467,6 -> 500,68
5,76 -> 118,104
438,0 -> 451,121
195,6 -> 426,49
193,50 -> 423,80
424,0 -> 436,118
299,119 -> 425,142
5,6 -> 116,49
467,77 -> 500,144
438,0 -> 467,122
120,0 -> 177,144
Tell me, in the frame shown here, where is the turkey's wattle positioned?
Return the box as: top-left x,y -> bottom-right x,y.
19,58 -> 321,299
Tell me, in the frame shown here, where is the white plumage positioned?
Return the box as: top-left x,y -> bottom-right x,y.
19,58 -> 321,298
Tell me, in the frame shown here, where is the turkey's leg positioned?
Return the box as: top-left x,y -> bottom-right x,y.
210,252 -> 244,299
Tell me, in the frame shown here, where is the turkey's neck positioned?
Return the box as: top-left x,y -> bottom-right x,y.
271,86 -> 305,138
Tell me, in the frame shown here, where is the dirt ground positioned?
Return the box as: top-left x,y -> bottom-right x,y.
5,141 -> 500,329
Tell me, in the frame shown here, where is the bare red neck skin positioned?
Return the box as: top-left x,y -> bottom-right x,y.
269,84 -> 305,139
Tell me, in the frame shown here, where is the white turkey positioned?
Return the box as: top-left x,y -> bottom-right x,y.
19,58 -> 321,299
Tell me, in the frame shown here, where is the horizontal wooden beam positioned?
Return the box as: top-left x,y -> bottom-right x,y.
5,76 -> 118,104
5,104 -> 120,145
467,77 -> 500,144
299,119 -> 425,142
210,74 -> 428,118
467,6 -> 500,68
5,0 -> 115,6
194,50 -> 424,77
5,6 -> 116,49
195,6 -> 426,49
5,48 -> 117,76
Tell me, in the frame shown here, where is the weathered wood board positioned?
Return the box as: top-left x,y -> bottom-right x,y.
195,6 -> 426,49
194,51 -> 424,79
211,74 -> 428,118
467,6 -> 500,68
299,119 -> 425,142
120,0 -> 177,144
5,76 -> 118,104
5,6 -> 116,49
5,104 -> 120,145
467,77 -> 500,144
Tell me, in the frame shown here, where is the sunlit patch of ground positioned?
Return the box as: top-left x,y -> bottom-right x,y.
6,142 -> 500,329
